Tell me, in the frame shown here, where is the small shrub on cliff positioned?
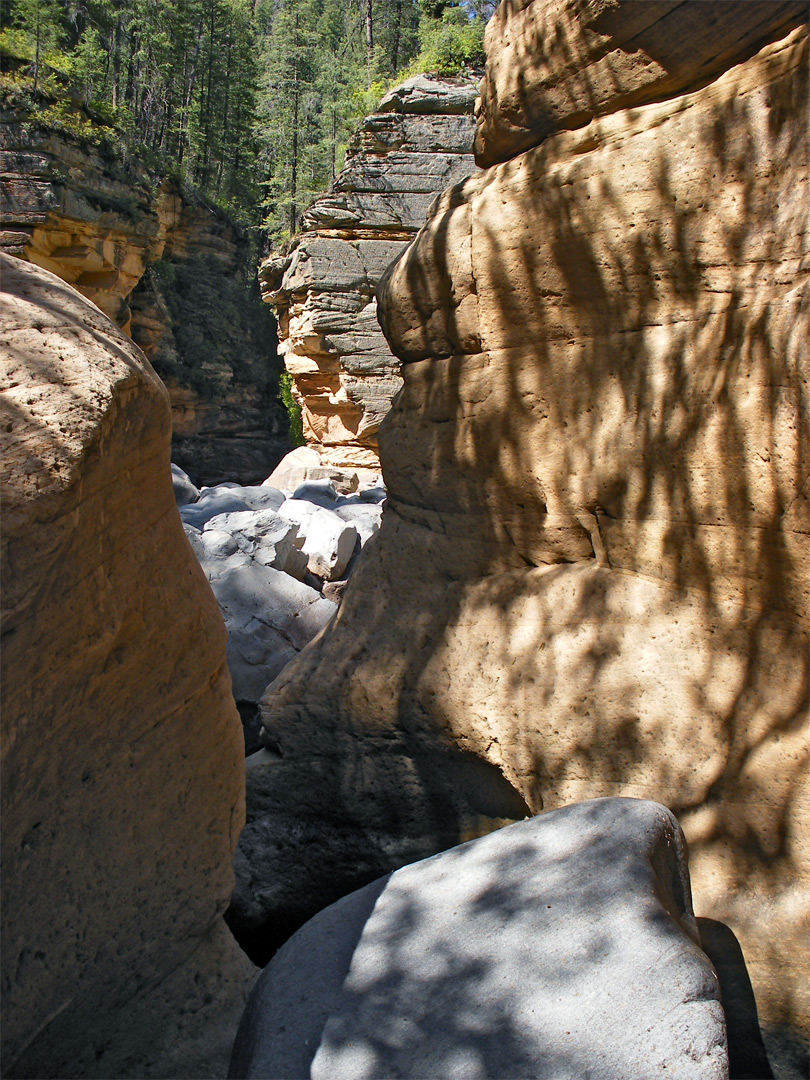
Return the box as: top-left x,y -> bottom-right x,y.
279,371 -> 305,447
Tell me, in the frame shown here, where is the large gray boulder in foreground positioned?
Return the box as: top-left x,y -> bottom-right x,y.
230,798 -> 727,1080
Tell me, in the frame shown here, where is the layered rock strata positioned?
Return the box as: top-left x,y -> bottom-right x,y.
0,103 -> 288,483
475,0 -> 808,167
0,108 -> 167,329
235,4 -> 809,1069
231,800 -> 728,1080
0,255 -> 255,1079
259,73 -> 479,470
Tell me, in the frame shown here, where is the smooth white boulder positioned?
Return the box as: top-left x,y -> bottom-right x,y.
303,509 -> 358,581
198,528 -> 240,560
180,485 -> 285,529
263,446 -> 321,490
230,798 -> 728,1080
332,501 -> 383,546
265,447 -> 360,495
204,509 -> 303,577
187,525 -> 252,580
293,479 -> 341,507
276,498 -> 320,543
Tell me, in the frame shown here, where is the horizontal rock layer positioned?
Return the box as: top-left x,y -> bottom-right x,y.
0,255 -> 254,1078
0,114 -> 169,328
240,8 -> 809,1067
259,73 -> 479,470
0,102 -> 289,484
474,0 -> 808,166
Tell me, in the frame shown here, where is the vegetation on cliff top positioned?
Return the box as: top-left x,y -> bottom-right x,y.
1,0 -> 494,242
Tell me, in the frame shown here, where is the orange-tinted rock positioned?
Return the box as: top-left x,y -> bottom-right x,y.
260,73 -> 479,470
235,9 -> 809,1068
0,255 -> 254,1078
0,108 -> 288,485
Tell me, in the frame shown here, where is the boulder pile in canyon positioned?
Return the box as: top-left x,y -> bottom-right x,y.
174,457 -> 384,752
233,0 -> 810,1068
0,255 -> 255,1079
259,71 -> 479,470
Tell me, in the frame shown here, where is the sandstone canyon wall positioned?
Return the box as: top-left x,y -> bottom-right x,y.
128,212 -> 288,486
259,73 -> 479,470
0,100 -> 289,484
0,255 -> 254,1078
234,2 -> 809,1069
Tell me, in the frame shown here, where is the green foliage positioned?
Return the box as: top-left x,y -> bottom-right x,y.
410,1 -> 486,75
2,0 -> 263,223
256,0 -> 425,245
7,0 -> 65,90
279,370 -> 305,447
36,97 -> 118,143
1,0 -> 494,237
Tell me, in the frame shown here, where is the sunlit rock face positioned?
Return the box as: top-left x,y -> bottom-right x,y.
0,255 -> 254,1079
0,116 -> 168,329
236,3 -> 808,1064
259,73 -> 479,471
474,0 -> 808,167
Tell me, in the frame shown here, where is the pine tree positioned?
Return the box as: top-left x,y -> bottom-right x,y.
257,0 -> 321,241
255,0 -> 422,244
12,0 -> 64,91
1,0 -> 491,227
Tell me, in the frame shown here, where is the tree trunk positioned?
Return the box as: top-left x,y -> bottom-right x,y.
365,0 -> 374,80
290,80 -> 299,234
32,19 -> 40,95
330,104 -> 337,181
391,0 -> 402,70
111,19 -> 121,110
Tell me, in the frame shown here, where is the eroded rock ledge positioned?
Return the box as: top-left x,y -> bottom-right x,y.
259,73 -> 479,470
234,4 -> 809,1068
0,103 -> 288,484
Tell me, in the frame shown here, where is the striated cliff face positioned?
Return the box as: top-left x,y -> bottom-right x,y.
0,112 -> 167,329
235,1 -> 809,1065
259,73 -> 479,470
0,102 -> 288,485
0,255 -> 254,1078
128,207 -> 288,487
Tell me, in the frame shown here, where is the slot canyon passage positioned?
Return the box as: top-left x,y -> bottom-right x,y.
1,1 -> 809,1079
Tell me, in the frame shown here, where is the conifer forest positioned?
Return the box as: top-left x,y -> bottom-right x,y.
1,0 -> 495,243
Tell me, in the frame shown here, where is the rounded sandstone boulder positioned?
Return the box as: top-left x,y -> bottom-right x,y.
0,255 -> 254,1079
